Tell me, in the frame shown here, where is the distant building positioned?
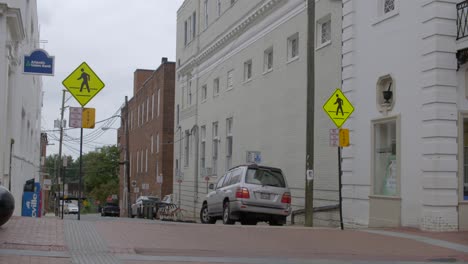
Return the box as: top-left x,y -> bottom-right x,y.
0,0 -> 43,215
118,58 -> 175,216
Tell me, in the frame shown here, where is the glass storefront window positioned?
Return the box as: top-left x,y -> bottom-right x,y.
373,120 -> 397,196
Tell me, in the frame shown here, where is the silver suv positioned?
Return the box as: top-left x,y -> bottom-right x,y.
200,164 -> 291,226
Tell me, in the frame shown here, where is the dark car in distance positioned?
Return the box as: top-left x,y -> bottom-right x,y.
101,203 -> 120,217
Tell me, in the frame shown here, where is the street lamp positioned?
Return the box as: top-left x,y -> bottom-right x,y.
101,127 -> 118,131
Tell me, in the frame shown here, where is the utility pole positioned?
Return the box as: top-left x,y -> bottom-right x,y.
125,96 -> 131,217
305,0 -> 315,227
57,90 -> 66,217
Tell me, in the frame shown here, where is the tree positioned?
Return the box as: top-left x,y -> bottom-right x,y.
82,145 -> 120,204
44,145 -> 120,206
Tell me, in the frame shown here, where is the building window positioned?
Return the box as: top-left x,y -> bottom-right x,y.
264,47 -> 273,72
227,70 -> 234,90
137,150 -> 139,173
146,98 -> 150,122
384,0 -> 395,14
184,130 -> 190,167
212,122 -> 219,174
157,89 -> 161,117
287,33 -> 299,61
217,0 -> 221,17
202,85 -> 207,101
182,85 -> 185,108
137,105 -> 140,127
193,12 -> 196,39
184,20 -> 188,45
188,81 -> 192,105
156,133 -> 160,153
317,15 -> 331,46
201,125 -> 206,169
177,104 -> 180,125
156,159 -> 159,180
204,0 -> 208,29
141,150 -> 144,174
152,93 -> 155,119
226,118 -> 233,170
202,84 -> 208,101
187,16 -> 192,44
244,60 -> 252,82
146,149 -> 148,173
213,78 -> 220,96
372,117 -> 399,196
151,135 -> 154,153
463,118 -> 468,200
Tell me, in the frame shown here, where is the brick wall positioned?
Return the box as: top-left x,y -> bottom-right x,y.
119,60 -> 175,208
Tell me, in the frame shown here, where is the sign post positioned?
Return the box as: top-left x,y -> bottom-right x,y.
62,62 -> 105,220
323,89 -> 354,230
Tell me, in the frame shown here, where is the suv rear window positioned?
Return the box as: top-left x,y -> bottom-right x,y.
245,168 -> 286,187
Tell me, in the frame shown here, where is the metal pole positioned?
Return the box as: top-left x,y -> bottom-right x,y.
125,96 -> 131,217
305,0 -> 315,227
61,165 -> 65,219
338,147 -> 343,230
78,127 -> 83,221
57,90 -> 66,217
8,139 -> 14,191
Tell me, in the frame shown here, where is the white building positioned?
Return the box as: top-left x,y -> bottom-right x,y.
342,0 -> 467,231
175,0 -> 309,221
0,0 -> 43,215
174,0 -> 343,225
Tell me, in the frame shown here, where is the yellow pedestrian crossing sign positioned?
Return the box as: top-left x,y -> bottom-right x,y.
323,89 -> 354,128
62,62 -> 105,107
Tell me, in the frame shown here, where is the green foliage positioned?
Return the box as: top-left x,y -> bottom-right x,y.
44,145 -> 120,205
82,145 -> 120,204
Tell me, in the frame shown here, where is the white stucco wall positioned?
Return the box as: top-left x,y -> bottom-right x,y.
342,0 -> 460,230
0,0 -> 43,216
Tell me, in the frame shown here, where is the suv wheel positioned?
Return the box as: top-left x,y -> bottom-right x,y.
200,204 -> 216,224
222,201 -> 235,225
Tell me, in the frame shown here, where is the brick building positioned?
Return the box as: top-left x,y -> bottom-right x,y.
118,58 -> 175,216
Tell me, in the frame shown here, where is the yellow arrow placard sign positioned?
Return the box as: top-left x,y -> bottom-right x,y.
323,89 -> 354,128
62,62 -> 105,107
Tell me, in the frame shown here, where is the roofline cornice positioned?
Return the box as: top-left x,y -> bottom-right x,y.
178,0 -> 283,74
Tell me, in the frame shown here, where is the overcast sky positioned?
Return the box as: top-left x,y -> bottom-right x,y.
37,0 -> 184,159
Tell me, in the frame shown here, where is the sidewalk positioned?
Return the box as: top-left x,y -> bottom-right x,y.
0,216 -> 71,264
0,216 -> 467,264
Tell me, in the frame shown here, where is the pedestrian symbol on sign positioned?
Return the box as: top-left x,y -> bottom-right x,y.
78,68 -> 91,93
334,94 -> 344,116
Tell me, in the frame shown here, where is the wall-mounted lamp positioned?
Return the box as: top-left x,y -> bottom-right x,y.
383,82 -> 393,104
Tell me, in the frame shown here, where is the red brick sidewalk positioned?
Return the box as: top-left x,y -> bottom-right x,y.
0,216 -> 71,264
384,227 -> 468,246
96,220 -> 468,262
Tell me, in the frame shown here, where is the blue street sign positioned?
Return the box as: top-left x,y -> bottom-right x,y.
23,49 -> 54,76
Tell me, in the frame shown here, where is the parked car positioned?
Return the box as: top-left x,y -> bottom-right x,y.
65,203 -> 78,214
101,203 -> 120,217
131,196 -> 160,218
200,164 -> 291,226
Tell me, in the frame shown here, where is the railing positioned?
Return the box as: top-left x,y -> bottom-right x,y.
457,0 -> 468,40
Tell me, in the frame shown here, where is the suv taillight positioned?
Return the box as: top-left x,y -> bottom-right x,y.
236,187 -> 250,199
281,192 -> 291,204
